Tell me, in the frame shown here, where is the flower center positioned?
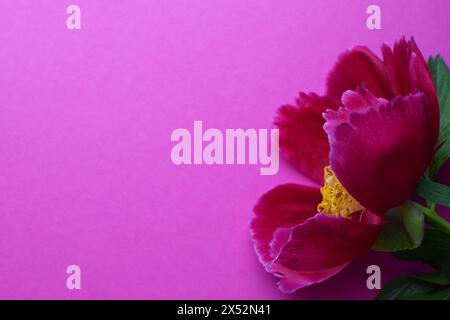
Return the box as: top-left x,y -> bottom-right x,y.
317,166 -> 363,218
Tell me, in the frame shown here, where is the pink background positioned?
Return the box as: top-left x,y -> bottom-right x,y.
0,0 -> 449,299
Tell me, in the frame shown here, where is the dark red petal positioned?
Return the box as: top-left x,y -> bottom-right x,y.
269,212 -> 383,292
275,93 -> 336,183
251,183 -> 383,292
381,39 -> 412,96
326,46 -> 393,101
382,37 -> 439,145
269,260 -> 349,293
251,184 -> 322,265
409,38 -> 440,145
324,88 -> 435,215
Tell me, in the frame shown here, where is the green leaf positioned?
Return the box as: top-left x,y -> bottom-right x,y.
431,140 -> 450,179
377,276 -> 435,300
416,178 -> 450,207
411,272 -> 450,285
442,260 -> 450,279
394,228 -> 450,269
372,202 -> 424,252
429,55 -> 450,143
406,288 -> 450,300
428,55 -> 450,177
425,288 -> 450,299
378,271 -> 450,300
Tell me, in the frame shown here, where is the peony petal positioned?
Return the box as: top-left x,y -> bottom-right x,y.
339,85 -> 389,112
381,39 -> 412,96
269,261 -> 349,293
326,46 -> 393,101
251,184 -> 322,265
272,213 -> 383,271
324,88 -> 435,215
275,93 -> 336,183
382,37 -> 439,145
268,212 -> 383,292
409,39 -> 440,145
251,183 -> 383,293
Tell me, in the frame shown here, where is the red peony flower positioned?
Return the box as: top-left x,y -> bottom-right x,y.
250,38 -> 439,293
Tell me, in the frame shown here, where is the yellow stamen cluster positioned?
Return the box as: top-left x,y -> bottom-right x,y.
317,166 -> 363,218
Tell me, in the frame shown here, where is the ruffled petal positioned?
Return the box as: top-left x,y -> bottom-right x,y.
324,88 -> 435,215
251,184 -> 322,265
269,260 -> 349,293
326,46 -> 393,101
251,183 -> 383,293
382,37 -> 439,145
275,93 -> 336,183
269,212 -> 383,292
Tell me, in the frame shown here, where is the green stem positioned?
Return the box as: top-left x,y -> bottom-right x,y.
416,204 -> 450,233
430,203 -> 436,212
